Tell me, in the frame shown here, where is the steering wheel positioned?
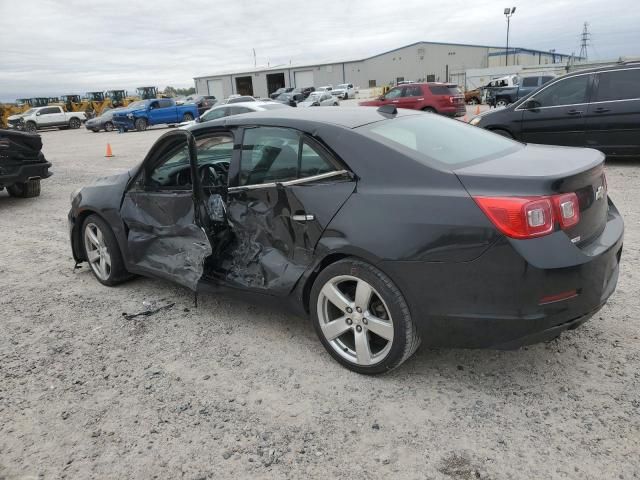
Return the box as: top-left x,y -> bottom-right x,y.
199,163 -> 228,187
174,168 -> 191,186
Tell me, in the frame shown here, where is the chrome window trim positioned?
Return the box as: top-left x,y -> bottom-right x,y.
515,67 -> 640,112
228,169 -> 350,192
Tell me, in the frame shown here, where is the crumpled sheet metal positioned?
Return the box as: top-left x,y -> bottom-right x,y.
122,192 -> 212,291
223,193 -> 305,295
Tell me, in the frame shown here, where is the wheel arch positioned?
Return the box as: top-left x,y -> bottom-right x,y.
71,209 -> 111,262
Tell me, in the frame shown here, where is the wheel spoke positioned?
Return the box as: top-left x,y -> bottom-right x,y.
365,314 -> 394,341
321,317 -> 351,341
96,228 -> 104,246
86,228 -> 100,247
102,250 -> 112,268
321,283 -> 351,313
354,330 -> 372,365
87,249 -> 100,263
354,280 -> 373,310
98,256 -> 107,278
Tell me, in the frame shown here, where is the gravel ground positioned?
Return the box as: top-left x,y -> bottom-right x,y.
1,119 -> 638,480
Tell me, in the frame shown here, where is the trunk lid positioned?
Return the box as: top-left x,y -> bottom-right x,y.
454,144 -> 608,246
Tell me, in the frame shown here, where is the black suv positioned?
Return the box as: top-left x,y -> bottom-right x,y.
0,130 -> 51,198
472,62 -> 640,158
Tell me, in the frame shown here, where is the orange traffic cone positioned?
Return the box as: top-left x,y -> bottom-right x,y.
475,105 -> 481,115
105,143 -> 113,158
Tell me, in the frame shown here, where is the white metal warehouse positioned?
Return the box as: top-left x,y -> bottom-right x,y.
194,40 -> 572,99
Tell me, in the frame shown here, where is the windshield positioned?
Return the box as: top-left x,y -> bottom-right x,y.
361,114 -> 521,167
337,84 -> 349,89
306,92 -> 322,101
22,109 -> 36,115
276,93 -> 292,101
128,100 -> 146,109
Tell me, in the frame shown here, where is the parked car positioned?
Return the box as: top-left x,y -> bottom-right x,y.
85,108 -> 123,132
331,83 -> 355,100
464,88 -> 482,105
68,106 -> 622,374
359,82 -> 466,117
182,95 -> 217,115
470,62 -> 640,157
112,99 -> 199,132
298,91 -> 339,107
220,96 -> 256,105
7,106 -> 86,134
0,129 -> 51,198
293,87 -> 315,99
274,92 -> 304,106
486,75 -> 555,107
270,87 -> 294,99
317,85 -> 333,92
180,101 -> 291,127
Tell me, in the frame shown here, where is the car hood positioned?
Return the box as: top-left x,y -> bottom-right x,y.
8,113 -> 26,121
113,106 -> 144,116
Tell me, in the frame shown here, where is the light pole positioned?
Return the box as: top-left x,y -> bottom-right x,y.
504,7 -> 516,66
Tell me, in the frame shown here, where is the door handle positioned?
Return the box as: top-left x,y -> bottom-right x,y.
566,109 -> 582,115
593,107 -> 611,113
392,100 -> 399,103
291,213 -> 315,222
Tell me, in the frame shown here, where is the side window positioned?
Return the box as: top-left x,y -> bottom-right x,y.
202,108 -> 227,121
532,75 -> 590,107
521,77 -> 539,88
595,69 -> 640,102
541,76 -> 554,85
384,88 -> 403,99
158,99 -> 173,108
148,134 -> 233,189
230,106 -> 252,115
240,127 -> 300,186
42,107 -> 58,115
300,140 -> 337,178
149,101 -> 159,109
406,85 -> 422,97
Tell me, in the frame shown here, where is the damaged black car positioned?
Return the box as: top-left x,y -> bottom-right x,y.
0,129 -> 51,198
68,107 -> 622,374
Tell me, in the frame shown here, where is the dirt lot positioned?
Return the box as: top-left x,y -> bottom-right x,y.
1,120 -> 638,480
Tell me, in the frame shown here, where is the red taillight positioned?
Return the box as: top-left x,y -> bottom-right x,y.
474,193 -> 580,240
448,96 -> 455,104
552,193 -> 580,228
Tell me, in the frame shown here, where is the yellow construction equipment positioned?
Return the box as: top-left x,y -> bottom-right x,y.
59,94 -> 90,113
105,90 -> 136,108
86,91 -> 111,116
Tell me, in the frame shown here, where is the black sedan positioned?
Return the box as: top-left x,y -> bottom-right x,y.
85,108 -> 121,132
68,107 -> 623,374
470,62 -> 640,158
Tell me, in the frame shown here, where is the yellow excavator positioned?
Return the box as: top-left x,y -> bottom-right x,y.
105,90 -> 136,108
59,95 -> 90,113
85,92 -> 111,116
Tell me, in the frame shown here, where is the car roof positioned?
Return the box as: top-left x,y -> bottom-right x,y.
190,106 -> 422,131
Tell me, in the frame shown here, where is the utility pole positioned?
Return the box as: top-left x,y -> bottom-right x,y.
578,22 -> 590,61
504,7 -> 516,66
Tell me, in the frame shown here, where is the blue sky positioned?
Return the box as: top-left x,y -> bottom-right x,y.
1,0 -> 638,101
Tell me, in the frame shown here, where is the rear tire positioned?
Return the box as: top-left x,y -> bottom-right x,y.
134,118 -> 147,132
343,93 -> 348,100
422,107 -> 436,113
182,112 -> 194,122
81,214 -> 130,286
69,117 -> 81,129
310,258 -> 421,375
496,99 -> 509,108
7,179 -> 40,198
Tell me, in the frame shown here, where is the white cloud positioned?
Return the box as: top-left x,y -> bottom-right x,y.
0,0 -> 637,101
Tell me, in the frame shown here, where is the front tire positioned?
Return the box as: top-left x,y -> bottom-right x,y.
496,99 -> 509,108
24,121 -> 37,134
311,259 -> 421,374
422,107 -> 436,114
81,214 -> 129,286
134,118 -> 147,132
343,93 -> 348,100
7,179 -> 40,198
104,121 -> 114,132
182,112 -> 194,122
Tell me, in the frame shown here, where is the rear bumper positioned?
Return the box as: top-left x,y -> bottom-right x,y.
439,105 -> 467,117
380,202 -> 623,348
0,161 -> 52,187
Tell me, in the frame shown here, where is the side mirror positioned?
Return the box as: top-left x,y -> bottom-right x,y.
524,99 -> 541,110
36,111 -> 41,116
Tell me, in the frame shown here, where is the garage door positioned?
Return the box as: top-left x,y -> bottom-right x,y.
207,79 -> 224,101
294,70 -> 314,89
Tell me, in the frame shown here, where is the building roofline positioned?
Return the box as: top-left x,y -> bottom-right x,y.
193,40 -> 575,80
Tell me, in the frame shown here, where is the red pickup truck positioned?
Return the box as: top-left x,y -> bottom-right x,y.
360,82 -> 466,117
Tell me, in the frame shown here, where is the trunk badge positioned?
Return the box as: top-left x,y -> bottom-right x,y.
595,185 -> 605,201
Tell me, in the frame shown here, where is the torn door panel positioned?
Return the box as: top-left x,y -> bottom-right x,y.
121,191 -> 212,291
220,192 -> 306,294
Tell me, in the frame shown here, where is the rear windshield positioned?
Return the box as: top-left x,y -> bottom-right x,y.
429,85 -> 460,95
361,114 -> 521,167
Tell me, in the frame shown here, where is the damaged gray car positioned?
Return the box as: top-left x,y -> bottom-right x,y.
69,107 -> 622,374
